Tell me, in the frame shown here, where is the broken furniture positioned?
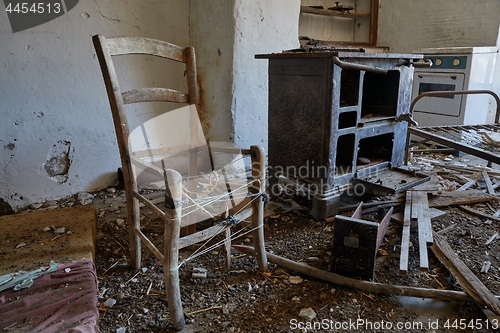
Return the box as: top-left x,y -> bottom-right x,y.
93,35 -> 268,330
257,50 -> 429,220
331,202 -> 392,280
0,206 -> 98,332
407,90 -> 500,166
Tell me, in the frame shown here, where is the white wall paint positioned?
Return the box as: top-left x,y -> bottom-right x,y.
3,0 -> 500,209
189,0 -> 300,150
232,0 -> 300,149
0,0 -> 189,209
378,0 -> 500,53
189,0 -> 235,143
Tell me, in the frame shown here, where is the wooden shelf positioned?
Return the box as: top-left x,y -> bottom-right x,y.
300,6 -> 369,18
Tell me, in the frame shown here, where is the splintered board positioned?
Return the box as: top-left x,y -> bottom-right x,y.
428,189 -> 495,208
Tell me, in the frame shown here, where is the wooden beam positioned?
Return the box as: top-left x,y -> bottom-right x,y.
483,170 -> 496,195
457,180 -> 475,191
428,189 -> 495,208
430,233 -> 500,315
233,245 -> 489,302
399,191 -> 412,274
412,191 -> 433,271
459,206 -> 500,223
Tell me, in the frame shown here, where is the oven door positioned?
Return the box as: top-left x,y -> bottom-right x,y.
412,72 -> 465,116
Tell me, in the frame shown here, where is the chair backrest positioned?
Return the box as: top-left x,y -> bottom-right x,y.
93,35 -> 249,225
92,35 -> 200,165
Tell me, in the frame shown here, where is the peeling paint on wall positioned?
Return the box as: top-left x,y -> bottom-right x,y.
4,143 -> 15,150
44,140 -> 72,183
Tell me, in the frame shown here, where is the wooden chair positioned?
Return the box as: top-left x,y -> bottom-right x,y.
92,35 -> 268,330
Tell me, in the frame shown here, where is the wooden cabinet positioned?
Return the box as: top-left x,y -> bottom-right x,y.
299,0 -> 379,46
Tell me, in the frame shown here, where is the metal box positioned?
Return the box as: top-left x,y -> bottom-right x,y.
257,51 -> 423,219
412,46 -> 499,126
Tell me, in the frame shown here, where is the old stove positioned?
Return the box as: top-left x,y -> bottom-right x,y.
257,49 -> 429,220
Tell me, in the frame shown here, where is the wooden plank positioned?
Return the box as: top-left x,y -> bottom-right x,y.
428,189 -> 495,208
105,36 -> 186,61
412,191 -> 431,271
399,191 -> 412,274
339,200 -> 403,213
233,244 -> 492,302
376,207 -> 393,250
483,170 -> 496,195
420,192 -> 434,244
351,201 -> 363,219
484,232 -> 498,245
122,88 -> 189,104
430,233 -> 500,315
457,179 -> 475,191
458,205 -> 500,222
392,207 -> 446,225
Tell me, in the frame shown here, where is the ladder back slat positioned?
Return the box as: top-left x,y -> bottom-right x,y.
106,37 -> 186,62
122,88 -> 189,104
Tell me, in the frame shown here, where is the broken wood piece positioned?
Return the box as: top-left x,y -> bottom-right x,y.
411,191 -> 433,271
437,223 -> 456,235
485,233 -> 498,246
428,189 -> 496,208
457,180 -> 475,191
399,191 -> 412,274
459,206 -> 500,223
481,261 -> 492,274
430,233 -> 500,315
338,200 -> 403,213
483,170 -> 496,195
233,244 -> 493,303
391,207 -> 446,225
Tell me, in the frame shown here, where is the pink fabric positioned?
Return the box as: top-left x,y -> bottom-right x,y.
0,259 -> 99,333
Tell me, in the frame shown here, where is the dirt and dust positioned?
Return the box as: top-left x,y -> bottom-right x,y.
88,183 -> 499,332
20,152 -> 500,333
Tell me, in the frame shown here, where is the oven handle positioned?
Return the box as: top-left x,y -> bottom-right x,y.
332,56 -> 388,75
410,58 -> 433,68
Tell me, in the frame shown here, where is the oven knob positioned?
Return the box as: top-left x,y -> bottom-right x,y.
453,58 -> 461,66
435,58 -> 443,66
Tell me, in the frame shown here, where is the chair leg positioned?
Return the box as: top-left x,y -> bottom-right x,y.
124,169 -> 141,270
224,227 -> 232,271
250,145 -> 268,272
252,196 -> 268,272
164,169 -> 185,330
128,197 -> 142,270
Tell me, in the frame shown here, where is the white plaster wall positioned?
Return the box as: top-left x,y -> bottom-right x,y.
378,0 -> 500,53
0,0 -> 189,208
189,0 -> 235,143
189,0 -> 300,150
232,0 -> 300,149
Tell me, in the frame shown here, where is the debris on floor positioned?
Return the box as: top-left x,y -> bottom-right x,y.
5,150 -> 500,332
